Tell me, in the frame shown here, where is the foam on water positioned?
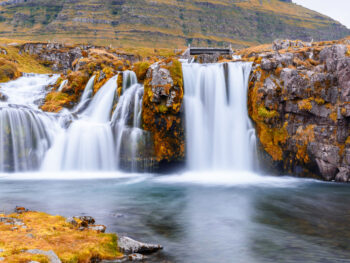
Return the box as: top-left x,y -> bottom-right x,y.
154,171 -> 316,187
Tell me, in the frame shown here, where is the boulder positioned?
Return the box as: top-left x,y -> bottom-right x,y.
118,236 -> 163,254
335,167 -> 350,182
319,44 -> 347,72
315,158 -> 338,181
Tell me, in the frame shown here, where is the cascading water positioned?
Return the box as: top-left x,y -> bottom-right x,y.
0,74 -> 60,172
182,62 -> 256,171
122,70 -> 137,93
112,84 -> 152,171
74,75 -> 96,113
42,76 -> 118,171
57,79 -> 68,92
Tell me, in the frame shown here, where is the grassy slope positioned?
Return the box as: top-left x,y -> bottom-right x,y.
0,0 -> 348,48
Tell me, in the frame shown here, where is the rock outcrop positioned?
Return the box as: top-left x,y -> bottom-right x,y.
246,38 -> 350,182
142,58 -> 185,163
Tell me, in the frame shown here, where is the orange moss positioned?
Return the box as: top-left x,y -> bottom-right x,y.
298,98 -> 313,111
248,67 -> 288,161
133,61 -> 151,82
0,211 -> 123,263
41,91 -> 76,112
0,58 -> 21,82
142,58 -> 185,161
294,125 -> 315,163
258,122 -> 288,161
329,111 -> 338,122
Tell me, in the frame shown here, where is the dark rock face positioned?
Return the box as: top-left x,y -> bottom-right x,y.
248,40 -> 350,181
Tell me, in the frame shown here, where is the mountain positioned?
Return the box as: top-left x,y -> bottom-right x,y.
0,0 -> 348,48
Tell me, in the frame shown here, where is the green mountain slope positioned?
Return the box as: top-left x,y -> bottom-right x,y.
0,0 -> 348,48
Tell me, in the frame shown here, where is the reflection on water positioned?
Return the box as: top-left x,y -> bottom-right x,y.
0,173 -> 349,263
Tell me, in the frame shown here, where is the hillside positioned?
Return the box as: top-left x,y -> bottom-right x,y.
0,0 -> 348,48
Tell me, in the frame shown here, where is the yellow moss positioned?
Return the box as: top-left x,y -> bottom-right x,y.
133,61 -> 150,82
0,58 -> 21,82
258,105 -> 279,119
294,125 -> 315,163
258,122 -> 289,161
314,97 -> 325,105
341,107 -> 347,116
0,211 -> 123,263
0,45 -> 52,74
141,58 -> 185,162
158,104 -> 168,114
329,111 -> 338,122
298,98 -> 313,111
41,91 -> 76,113
346,136 -> 350,145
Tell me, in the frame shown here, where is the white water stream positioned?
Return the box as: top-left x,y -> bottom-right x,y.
0,62 -> 255,174
182,62 -> 257,171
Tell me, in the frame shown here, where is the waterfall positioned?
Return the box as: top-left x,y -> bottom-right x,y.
182,62 -> 256,171
122,70 -> 137,93
0,74 -> 60,172
42,76 -> 118,171
111,84 -> 152,171
84,75 -> 119,122
74,75 -> 96,113
58,79 -> 68,92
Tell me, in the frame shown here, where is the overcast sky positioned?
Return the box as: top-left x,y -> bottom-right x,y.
293,0 -> 350,29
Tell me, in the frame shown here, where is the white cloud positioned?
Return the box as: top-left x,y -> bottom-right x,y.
293,0 -> 350,29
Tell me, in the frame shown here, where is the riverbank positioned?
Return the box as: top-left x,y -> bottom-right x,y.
0,206 -> 162,262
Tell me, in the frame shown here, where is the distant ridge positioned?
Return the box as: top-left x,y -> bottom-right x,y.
0,0 -> 348,48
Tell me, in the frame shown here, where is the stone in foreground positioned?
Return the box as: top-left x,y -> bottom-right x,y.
118,236 -> 163,254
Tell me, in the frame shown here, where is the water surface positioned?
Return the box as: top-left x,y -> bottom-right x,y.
0,172 -> 349,263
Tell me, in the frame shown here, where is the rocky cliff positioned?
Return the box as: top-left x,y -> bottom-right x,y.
0,0 -> 348,48
245,38 -> 350,182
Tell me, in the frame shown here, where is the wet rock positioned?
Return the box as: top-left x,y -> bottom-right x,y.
66,217 -> 78,226
0,92 -> 8,102
335,167 -> 350,182
128,253 -> 146,261
14,206 -> 28,213
88,225 -> 106,233
118,236 -> 163,254
308,143 -> 340,166
78,216 -> 95,225
27,249 -> 61,263
315,158 -> 338,181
